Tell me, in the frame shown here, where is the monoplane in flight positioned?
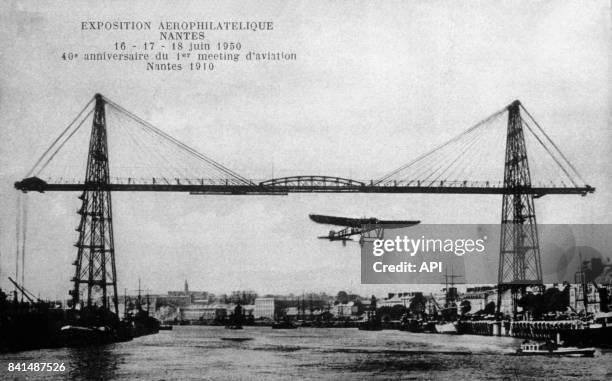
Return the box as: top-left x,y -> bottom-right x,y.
309,214 -> 420,245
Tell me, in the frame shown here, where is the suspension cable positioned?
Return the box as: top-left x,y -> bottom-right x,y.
35,109 -> 94,177
521,118 -> 578,187
15,194 -> 21,298
20,196 -> 27,297
520,105 -> 586,184
27,97 -> 95,177
375,106 -> 507,185
103,97 -> 252,185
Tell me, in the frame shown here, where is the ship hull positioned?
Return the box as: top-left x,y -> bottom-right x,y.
434,322 -> 459,334
560,326 -> 612,348
512,348 -> 596,357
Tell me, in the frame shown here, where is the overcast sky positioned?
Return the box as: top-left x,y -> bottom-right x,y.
0,0 -> 610,299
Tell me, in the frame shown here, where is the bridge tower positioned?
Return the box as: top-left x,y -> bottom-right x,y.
70,94 -> 118,314
497,100 -> 543,315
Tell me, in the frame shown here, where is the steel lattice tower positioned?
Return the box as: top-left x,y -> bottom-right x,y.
70,94 -> 118,314
497,100 -> 543,315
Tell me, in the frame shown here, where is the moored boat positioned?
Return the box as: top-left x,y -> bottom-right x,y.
272,319 -> 297,329
434,321 -> 459,334
512,340 -> 596,357
58,325 -> 118,347
560,312 -> 612,348
399,318 -> 425,333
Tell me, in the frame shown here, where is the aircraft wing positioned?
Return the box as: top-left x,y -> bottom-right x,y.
309,214 -> 420,228
309,214 -> 364,227
376,219 -> 420,227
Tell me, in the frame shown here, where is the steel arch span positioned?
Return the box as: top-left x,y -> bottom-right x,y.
259,176 -> 366,190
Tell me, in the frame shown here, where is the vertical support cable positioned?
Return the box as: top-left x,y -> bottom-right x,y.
15,194 -> 21,299
21,196 -> 27,297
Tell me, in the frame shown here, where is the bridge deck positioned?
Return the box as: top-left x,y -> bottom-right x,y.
14,177 -> 595,196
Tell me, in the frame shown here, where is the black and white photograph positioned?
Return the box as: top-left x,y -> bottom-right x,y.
0,1 -> 610,380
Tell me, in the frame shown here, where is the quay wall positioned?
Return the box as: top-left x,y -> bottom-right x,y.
457,320 -> 587,340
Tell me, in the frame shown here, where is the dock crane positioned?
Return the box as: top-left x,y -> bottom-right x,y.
8,276 -> 42,304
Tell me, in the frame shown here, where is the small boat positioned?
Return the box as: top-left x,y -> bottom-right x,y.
158,325 -> 173,330
434,322 -> 458,334
272,321 -> 297,329
272,317 -> 297,329
399,318 -> 424,333
512,340 -> 596,357
225,324 -> 243,330
58,325 -> 118,347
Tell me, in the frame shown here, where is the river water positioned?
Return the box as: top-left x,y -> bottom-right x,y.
1,326 -> 610,380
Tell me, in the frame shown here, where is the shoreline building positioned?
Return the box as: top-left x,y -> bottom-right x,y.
570,257 -> 612,314
331,302 -> 358,318
462,286 -> 497,313
156,280 -> 211,308
379,292 -> 418,308
254,297 -> 278,320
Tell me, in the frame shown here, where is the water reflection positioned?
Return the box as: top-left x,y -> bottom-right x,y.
67,345 -> 120,381
0,327 -> 610,380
